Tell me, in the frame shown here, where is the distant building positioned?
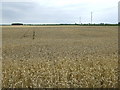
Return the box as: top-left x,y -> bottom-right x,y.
11,23 -> 23,25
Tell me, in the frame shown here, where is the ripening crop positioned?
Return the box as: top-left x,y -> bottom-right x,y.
2,26 -> 118,88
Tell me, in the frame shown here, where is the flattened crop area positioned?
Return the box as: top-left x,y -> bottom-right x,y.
2,26 -> 118,88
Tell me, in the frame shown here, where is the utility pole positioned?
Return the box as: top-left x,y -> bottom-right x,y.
91,12 -> 93,24
79,17 -> 81,24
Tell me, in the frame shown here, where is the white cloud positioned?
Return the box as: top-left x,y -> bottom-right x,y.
33,0 -> 119,7
2,0 -> 119,7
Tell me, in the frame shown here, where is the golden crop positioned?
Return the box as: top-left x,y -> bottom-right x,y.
2,26 -> 118,88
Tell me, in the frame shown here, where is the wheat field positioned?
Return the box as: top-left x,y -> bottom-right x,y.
2,26 -> 118,88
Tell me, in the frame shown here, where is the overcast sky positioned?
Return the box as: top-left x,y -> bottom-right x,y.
1,0 -> 119,24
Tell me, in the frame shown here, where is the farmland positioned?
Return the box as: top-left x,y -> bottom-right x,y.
2,26 -> 118,88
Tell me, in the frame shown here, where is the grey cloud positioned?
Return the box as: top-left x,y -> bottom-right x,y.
2,2 -> 36,23
2,2 -> 118,24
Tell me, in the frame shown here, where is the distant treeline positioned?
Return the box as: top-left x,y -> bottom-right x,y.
23,23 -> 119,26
1,23 -> 119,26
12,23 -> 23,25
